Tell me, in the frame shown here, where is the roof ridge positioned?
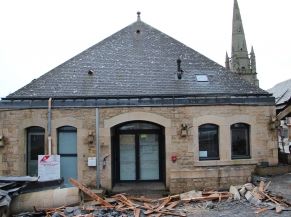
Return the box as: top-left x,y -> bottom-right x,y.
6,18 -> 269,99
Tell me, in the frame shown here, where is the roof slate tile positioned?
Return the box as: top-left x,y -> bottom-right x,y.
7,20 -> 269,99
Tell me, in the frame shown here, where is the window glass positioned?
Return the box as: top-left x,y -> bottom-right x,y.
199,124 -> 219,160
27,126 -> 45,176
231,123 -> 250,159
58,126 -> 77,187
196,75 -> 209,82
58,126 -> 77,154
119,122 -> 160,131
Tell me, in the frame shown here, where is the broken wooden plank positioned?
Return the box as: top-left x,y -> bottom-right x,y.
260,191 -> 282,206
258,181 -> 265,192
143,202 -> 153,210
115,202 -> 125,210
255,207 -> 269,214
129,196 -> 154,203
180,190 -> 202,201
180,194 -> 231,202
270,196 -> 291,207
165,201 -> 180,210
69,178 -> 113,208
144,196 -> 171,215
113,194 -> 138,208
202,191 -> 231,195
158,194 -> 180,201
134,208 -> 141,217
264,181 -> 271,192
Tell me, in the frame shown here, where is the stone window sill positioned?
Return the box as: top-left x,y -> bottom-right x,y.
193,159 -> 258,167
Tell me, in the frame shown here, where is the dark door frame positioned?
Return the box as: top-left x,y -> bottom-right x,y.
26,126 -> 45,176
111,121 -> 165,185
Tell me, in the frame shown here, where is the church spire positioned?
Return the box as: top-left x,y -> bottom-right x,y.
228,0 -> 259,86
231,0 -> 249,72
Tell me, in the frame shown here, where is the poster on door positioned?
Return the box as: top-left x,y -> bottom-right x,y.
38,155 -> 60,181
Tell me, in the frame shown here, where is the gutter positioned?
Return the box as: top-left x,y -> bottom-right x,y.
95,108 -> 100,188
3,92 -> 274,100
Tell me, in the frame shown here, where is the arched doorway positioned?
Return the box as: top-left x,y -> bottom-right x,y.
112,121 -> 165,185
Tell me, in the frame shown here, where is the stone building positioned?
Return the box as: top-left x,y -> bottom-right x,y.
0,0 -> 277,193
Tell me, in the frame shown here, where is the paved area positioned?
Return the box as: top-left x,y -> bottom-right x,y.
184,173 -> 291,217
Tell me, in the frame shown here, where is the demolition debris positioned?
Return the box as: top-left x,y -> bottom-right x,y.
4,177 -> 291,217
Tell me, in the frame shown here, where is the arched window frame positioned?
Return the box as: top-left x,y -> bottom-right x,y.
198,123 -> 219,161
231,123 -> 250,159
26,126 -> 45,176
57,125 -> 77,155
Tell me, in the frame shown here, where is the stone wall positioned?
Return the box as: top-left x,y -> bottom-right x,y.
169,165 -> 256,193
0,104 -> 277,193
99,105 -> 277,192
0,108 -> 97,187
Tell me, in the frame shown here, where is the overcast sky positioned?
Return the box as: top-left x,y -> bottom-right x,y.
0,0 -> 290,98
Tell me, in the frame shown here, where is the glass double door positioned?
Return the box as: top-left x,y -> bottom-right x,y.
119,133 -> 160,181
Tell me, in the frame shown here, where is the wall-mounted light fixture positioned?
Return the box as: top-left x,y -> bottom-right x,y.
88,130 -> 95,144
0,135 -> 4,147
180,124 -> 188,137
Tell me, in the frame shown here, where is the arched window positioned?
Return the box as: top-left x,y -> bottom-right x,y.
231,123 -> 250,159
199,124 -> 219,160
26,126 -> 45,176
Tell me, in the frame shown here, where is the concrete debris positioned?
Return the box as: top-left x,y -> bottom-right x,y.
229,185 -> 240,200
10,187 -> 80,214
244,183 -> 255,191
239,186 -> 246,196
228,179 -> 291,214
180,190 -> 202,201
6,177 -> 291,216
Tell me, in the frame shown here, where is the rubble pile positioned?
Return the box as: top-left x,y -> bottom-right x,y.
12,177 -> 291,217
13,178 -> 234,217
229,178 -> 291,214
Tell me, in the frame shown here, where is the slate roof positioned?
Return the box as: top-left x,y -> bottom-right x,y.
268,79 -> 291,105
7,20 -> 269,99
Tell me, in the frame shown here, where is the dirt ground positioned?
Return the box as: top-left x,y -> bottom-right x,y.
185,173 -> 291,217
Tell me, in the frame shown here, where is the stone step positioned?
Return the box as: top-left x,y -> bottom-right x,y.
111,182 -> 169,198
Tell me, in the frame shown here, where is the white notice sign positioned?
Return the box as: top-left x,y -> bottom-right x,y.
38,155 -> 60,181
199,151 -> 208,158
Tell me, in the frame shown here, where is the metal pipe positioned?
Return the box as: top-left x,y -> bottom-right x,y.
48,98 -> 52,155
95,108 -> 100,188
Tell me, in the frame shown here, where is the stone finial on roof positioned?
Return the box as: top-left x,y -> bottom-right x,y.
225,52 -> 230,70
137,11 -> 141,21
250,46 -> 256,73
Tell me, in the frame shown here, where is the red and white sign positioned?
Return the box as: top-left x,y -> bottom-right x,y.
38,155 -> 60,181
